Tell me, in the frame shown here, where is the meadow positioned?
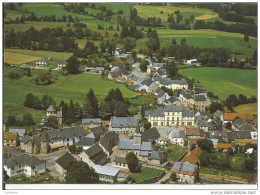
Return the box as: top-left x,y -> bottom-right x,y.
129,167 -> 163,182
179,67 -> 257,100
234,103 -> 257,113
4,51 -> 41,64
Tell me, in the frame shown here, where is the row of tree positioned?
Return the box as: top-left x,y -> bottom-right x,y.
24,93 -> 56,110
6,113 -> 35,127
225,94 -> 257,111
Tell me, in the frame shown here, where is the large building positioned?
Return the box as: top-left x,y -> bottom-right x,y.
41,105 -> 63,125
148,105 -> 195,127
109,117 -> 139,135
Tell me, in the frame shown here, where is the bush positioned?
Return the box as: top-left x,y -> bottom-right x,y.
68,145 -> 76,154
76,146 -> 83,153
7,115 -> 17,126
8,71 -> 21,79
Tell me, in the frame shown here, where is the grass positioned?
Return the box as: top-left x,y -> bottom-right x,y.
200,167 -> 247,179
5,48 -> 73,61
158,143 -> 188,163
179,67 -> 257,100
4,51 -> 41,65
128,96 -> 155,113
129,167 -> 163,182
234,103 -> 257,113
135,29 -> 257,57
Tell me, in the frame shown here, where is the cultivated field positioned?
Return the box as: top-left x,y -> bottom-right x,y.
179,67 -> 257,100
234,103 -> 258,113
4,51 -> 40,64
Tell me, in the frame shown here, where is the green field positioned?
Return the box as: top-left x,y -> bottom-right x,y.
129,167 -> 163,182
234,103 -> 257,113
158,143 -> 188,163
179,67 -> 257,100
135,29 -> 257,57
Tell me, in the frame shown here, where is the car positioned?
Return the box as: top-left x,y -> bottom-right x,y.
13,147 -> 19,151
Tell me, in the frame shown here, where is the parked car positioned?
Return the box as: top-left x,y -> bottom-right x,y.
13,147 -> 19,151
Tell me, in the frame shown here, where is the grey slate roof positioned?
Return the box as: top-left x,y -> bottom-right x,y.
55,152 -> 77,169
115,156 -> 127,164
172,80 -> 188,85
21,135 -> 31,144
141,127 -> 160,142
110,117 -> 138,128
118,138 -> 141,150
214,110 -> 223,118
141,79 -> 153,86
100,131 -> 119,154
239,123 -> 255,131
148,151 -> 165,161
199,120 -> 208,127
46,105 -> 56,112
37,59 -> 46,63
157,91 -> 166,98
164,104 -> 182,112
140,142 -> 153,151
9,128 -> 26,137
58,60 -> 67,64
182,110 -> 194,117
233,131 -> 252,139
93,165 -> 119,177
56,111 -> 62,118
4,153 -> 45,168
150,109 -> 164,117
193,95 -> 206,101
139,151 -> 149,156
61,126 -> 85,139
91,125 -> 108,135
170,130 -> 186,139
172,161 -> 182,171
180,162 -> 197,173
82,118 -> 101,124
76,137 -> 95,147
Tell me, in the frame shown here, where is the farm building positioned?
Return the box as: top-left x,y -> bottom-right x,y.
36,59 -> 47,66
4,132 -> 18,147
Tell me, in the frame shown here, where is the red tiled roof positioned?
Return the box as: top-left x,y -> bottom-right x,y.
216,143 -> 231,149
4,132 -> 18,140
186,127 -> 200,136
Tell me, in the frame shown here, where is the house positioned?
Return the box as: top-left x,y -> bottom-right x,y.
90,125 -> 108,136
55,152 -> 77,176
4,154 -> 46,177
151,68 -> 168,78
76,133 -> 99,150
190,95 -> 206,111
186,127 -> 200,139
141,127 -> 160,143
148,150 -> 166,166
20,136 -> 41,154
82,118 -> 102,129
93,165 -> 119,183
113,156 -> 128,169
41,105 -> 62,125
156,90 -> 170,104
79,143 -> 107,167
109,116 -> 139,135
171,80 -> 188,91
4,132 -> 18,147
115,46 -> 123,55
171,162 -> 199,184
214,110 -> 224,122
36,59 -> 47,66
9,128 -> 26,140
40,126 -> 85,153
84,67 -> 104,73
57,60 -> 67,69
147,62 -> 165,74
117,170 -> 129,182
138,78 -> 157,93
148,104 -> 195,127
186,59 -> 198,64
179,90 -> 192,106
169,129 -> 186,146
99,131 -> 119,155
198,120 -> 208,132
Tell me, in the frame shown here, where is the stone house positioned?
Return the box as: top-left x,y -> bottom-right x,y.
148,150 -> 166,166
190,95 -> 206,111
4,154 -> 46,178
82,118 -> 102,129
169,129 -> 186,146
57,60 -> 67,69
41,105 -> 63,125
36,59 -> 47,66
9,128 -> 26,140
20,135 -> 41,154
109,116 -> 139,135
55,152 -> 77,176
171,162 -> 199,184
113,156 -> 128,169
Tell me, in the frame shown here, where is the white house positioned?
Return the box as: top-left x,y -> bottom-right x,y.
171,162 -> 199,184
169,129 -> 186,146
109,117 -> 139,135
36,59 -> 47,66
4,154 -> 46,177
186,59 -> 198,64
57,61 -> 67,69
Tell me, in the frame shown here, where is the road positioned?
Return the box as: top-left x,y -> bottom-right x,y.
36,148 -> 69,180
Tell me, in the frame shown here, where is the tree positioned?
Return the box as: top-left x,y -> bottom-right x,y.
86,89 -> 99,117
226,95 -> 239,109
245,159 -> 255,172
143,120 -> 151,130
114,88 -> 124,102
166,61 -> 178,78
42,94 -> 56,110
140,60 -> 148,72
244,34 -> 249,42
23,113 -> 35,126
238,94 -> 247,104
209,102 -> 223,113
190,15 -> 194,22
45,116 -> 58,128
82,99 -> 93,118
115,101 -> 127,117
3,169 -> 9,182
68,145 -> 76,154
121,37 -> 136,52
67,99 -> 75,122
34,71 -> 52,85
24,93 -> 34,108
65,161 -> 99,183
126,152 -> 140,173
199,151 -> 210,167
66,55 -> 80,74
170,172 -> 177,181
228,147 -> 234,156
99,102 -> 112,119
197,139 -> 213,153
7,115 -> 16,126
74,102 -> 82,121
225,122 -> 232,130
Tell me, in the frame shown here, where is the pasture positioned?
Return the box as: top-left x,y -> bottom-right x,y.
135,29 -> 257,57
5,48 -> 73,61
179,67 -> 257,100
129,167 -> 163,182
4,51 -> 40,64
234,103 -> 257,113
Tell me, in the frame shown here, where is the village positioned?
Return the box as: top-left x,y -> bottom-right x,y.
3,46 -> 258,185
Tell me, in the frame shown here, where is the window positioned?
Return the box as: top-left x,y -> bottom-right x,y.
67,138 -> 69,141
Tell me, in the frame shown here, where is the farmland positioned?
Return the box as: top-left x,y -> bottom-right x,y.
179,67 -> 257,100
234,103 -> 258,113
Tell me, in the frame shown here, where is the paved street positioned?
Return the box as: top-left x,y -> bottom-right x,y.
36,148 -> 69,180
